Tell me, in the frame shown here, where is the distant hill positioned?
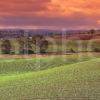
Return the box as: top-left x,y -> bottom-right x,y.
0,29 -> 99,39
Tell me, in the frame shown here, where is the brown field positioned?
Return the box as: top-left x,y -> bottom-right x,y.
0,52 -> 100,59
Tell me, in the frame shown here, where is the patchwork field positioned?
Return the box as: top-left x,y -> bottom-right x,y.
0,54 -> 100,100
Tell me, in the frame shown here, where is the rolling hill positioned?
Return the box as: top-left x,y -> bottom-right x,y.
0,57 -> 100,100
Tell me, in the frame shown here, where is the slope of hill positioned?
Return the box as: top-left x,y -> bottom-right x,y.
0,58 -> 100,100
0,55 -> 92,74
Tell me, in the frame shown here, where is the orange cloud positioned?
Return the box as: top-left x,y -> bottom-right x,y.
0,0 -> 99,29
0,0 -> 99,18
46,0 -> 100,17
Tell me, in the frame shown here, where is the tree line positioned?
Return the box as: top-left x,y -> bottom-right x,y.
0,35 -> 49,54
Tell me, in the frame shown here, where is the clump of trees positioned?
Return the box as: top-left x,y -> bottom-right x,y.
0,35 -> 49,55
32,35 -> 49,54
17,35 -> 49,54
93,47 -> 100,52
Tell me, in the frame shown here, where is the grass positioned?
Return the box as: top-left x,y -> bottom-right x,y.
0,54 -> 95,74
0,54 -> 99,100
0,58 -> 99,100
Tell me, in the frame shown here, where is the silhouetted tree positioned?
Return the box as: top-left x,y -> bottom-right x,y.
1,39 -> 12,54
32,35 -> 49,54
27,37 -> 34,54
17,37 -> 25,54
39,40 -> 49,53
90,29 -> 95,34
69,48 -> 76,53
17,36 -> 34,54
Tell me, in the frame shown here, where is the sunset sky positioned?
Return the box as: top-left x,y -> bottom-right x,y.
0,0 -> 100,29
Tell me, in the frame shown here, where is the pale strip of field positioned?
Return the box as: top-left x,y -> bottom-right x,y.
0,52 -> 100,59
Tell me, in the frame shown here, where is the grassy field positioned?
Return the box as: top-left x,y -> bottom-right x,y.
0,54 -> 93,74
0,54 -> 100,100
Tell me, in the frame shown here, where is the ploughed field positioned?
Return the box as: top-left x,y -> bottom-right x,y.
0,55 -> 100,100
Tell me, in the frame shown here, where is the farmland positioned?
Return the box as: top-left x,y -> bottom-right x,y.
0,55 -> 99,100
0,54 -> 94,74
0,0 -> 100,99
0,30 -> 100,100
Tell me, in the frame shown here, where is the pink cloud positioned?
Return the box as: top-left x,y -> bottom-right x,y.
0,0 -> 99,29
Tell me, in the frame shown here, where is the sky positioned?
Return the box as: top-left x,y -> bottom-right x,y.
0,0 -> 100,30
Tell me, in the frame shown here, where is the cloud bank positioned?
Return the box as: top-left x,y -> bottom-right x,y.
0,0 -> 99,29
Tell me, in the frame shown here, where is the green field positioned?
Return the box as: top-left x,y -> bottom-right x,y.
0,55 -> 100,100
